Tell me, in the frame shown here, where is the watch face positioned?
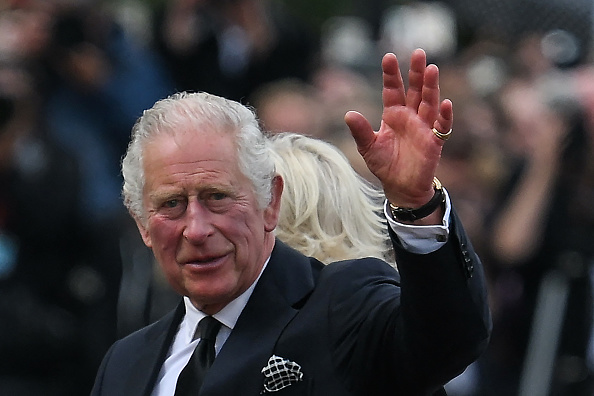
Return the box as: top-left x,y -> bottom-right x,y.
390,186 -> 444,222
391,207 -> 416,222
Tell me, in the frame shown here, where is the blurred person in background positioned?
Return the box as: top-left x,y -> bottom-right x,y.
0,61 -> 111,395
311,64 -> 384,186
0,1 -> 176,393
250,79 -> 326,138
476,38 -> 594,395
152,0 -> 320,102
40,1 -> 174,226
250,67 -> 384,186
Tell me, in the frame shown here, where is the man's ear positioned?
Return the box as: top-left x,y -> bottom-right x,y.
134,216 -> 153,248
264,175 -> 283,232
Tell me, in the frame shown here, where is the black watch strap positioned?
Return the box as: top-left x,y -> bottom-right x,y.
389,178 -> 445,222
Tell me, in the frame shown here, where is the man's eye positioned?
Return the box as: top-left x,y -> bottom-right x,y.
158,198 -> 186,218
164,199 -> 179,208
211,192 -> 227,201
203,191 -> 232,212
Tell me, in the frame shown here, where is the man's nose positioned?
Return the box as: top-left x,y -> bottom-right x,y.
182,199 -> 214,243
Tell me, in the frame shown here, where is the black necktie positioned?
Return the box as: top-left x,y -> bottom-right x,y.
175,316 -> 222,396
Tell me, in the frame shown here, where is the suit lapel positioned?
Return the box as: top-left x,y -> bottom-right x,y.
124,302 -> 185,396
200,240 -> 321,395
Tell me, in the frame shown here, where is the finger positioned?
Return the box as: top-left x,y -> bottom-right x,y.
405,48 -> 427,110
382,53 -> 406,108
417,64 -> 440,125
433,99 -> 453,133
345,110 -> 376,152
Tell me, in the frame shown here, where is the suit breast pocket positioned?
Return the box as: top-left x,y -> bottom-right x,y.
262,377 -> 313,395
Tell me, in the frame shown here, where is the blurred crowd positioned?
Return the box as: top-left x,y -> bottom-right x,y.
0,0 -> 593,395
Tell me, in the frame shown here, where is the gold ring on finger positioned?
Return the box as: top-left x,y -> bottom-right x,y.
432,128 -> 452,141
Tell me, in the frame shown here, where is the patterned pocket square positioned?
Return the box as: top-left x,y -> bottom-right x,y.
261,355 -> 304,393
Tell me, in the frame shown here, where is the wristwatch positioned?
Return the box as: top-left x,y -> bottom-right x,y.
389,177 -> 445,222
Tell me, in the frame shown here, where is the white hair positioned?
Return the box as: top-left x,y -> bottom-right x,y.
121,92 -> 275,224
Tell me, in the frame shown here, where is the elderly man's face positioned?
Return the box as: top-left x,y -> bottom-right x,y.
135,127 -> 282,314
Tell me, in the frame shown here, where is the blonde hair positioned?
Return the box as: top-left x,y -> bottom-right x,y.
269,132 -> 394,266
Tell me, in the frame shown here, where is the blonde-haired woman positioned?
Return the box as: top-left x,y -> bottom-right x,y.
269,132 -> 395,266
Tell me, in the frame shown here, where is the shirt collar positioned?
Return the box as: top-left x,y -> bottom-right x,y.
181,257 -> 269,338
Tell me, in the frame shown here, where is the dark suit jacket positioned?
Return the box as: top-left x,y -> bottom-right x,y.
91,211 -> 491,396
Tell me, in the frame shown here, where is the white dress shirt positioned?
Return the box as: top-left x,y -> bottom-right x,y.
152,190 -> 452,395
151,261 -> 267,396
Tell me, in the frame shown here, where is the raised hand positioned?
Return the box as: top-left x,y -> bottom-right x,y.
345,49 -> 453,216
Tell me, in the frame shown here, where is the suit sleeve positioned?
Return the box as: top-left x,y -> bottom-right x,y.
326,208 -> 491,395
390,208 -> 491,390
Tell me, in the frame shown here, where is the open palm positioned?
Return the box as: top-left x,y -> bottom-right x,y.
345,49 -> 453,209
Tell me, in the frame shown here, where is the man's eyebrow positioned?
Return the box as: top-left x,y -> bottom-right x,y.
199,184 -> 237,197
148,188 -> 184,202
148,183 -> 234,199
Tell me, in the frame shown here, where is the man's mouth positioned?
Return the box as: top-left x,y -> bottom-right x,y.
181,253 -> 228,270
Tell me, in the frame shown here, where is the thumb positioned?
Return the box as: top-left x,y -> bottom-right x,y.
345,111 -> 375,152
